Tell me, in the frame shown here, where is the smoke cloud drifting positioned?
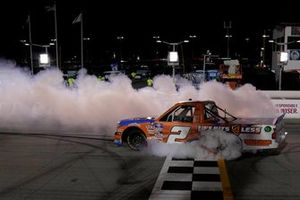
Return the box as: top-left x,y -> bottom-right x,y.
144,130 -> 242,160
0,61 -> 279,159
0,61 -> 276,137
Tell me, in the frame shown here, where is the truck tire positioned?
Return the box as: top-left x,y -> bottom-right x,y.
126,130 -> 147,151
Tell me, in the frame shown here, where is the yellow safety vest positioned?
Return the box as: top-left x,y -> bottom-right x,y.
131,72 -> 136,78
147,78 -> 153,86
67,78 -> 75,87
98,76 -> 105,81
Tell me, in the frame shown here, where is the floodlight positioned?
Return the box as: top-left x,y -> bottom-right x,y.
280,52 -> 288,63
168,51 -> 178,62
40,54 -> 49,64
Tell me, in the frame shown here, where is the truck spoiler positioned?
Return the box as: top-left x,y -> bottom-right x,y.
234,114 -> 285,125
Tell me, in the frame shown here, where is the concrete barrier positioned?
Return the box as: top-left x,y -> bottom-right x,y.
262,90 -> 300,99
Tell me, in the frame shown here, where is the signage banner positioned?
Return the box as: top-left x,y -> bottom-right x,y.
271,99 -> 300,118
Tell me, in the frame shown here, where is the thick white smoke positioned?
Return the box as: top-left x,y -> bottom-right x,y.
144,130 -> 242,160
0,61 -> 276,137
0,61 -> 278,160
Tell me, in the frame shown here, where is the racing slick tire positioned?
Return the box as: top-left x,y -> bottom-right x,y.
200,130 -> 243,158
126,130 -> 147,151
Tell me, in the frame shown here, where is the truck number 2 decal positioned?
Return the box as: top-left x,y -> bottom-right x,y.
167,126 -> 191,143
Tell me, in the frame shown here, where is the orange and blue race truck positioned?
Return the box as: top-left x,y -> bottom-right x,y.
114,100 -> 287,152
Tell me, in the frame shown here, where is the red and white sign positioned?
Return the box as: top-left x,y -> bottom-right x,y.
272,99 -> 300,118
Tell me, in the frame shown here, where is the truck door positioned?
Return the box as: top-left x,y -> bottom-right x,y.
156,105 -> 197,143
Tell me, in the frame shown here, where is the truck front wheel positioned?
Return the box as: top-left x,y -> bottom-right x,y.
126,130 -> 147,151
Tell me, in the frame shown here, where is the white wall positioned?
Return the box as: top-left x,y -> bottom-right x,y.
263,90 -> 300,118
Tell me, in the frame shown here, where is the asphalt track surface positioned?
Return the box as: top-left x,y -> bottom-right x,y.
0,119 -> 299,200
0,133 -> 165,200
227,119 -> 300,200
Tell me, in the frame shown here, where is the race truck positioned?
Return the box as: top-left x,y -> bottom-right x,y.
114,100 -> 286,152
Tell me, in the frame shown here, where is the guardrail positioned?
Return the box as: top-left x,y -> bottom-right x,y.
262,91 -> 300,118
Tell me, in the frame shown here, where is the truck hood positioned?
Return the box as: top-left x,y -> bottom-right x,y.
119,117 -> 155,126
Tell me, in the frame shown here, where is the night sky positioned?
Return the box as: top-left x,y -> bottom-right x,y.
0,0 -> 299,66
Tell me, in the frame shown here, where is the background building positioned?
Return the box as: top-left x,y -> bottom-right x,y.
272,24 -> 300,82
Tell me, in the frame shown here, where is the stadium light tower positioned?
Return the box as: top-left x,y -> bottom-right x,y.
32,43 -> 53,67
224,21 -> 232,58
202,50 -> 211,81
268,39 -> 300,90
156,39 -> 189,79
21,40 -> 54,70
117,36 -> 125,64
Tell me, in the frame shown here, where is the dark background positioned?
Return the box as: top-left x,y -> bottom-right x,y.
1,1 -> 299,61
1,0 -> 300,90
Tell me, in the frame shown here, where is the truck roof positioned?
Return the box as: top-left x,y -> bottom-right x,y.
177,100 -> 215,104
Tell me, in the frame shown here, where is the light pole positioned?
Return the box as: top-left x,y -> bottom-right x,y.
188,35 -> 197,73
225,34 -> 232,58
153,35 -> 160,58
202,50 -> 211,82
25,42 -> 54,67
278,52 -> 288,90
83,37 -> 91,64
245,37 -> 250,59
46,3 -> 59,69
268,39 -> 300,90
53,4 -> 59,69
26,15 -> 34,75
224,21 -> 232,58
261,32 -> 270,67
156,39 -> 189,79
188,34 -> 197,58
117,36 -> 124,64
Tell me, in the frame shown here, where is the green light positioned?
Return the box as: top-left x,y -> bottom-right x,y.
264,126 -> 272,132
